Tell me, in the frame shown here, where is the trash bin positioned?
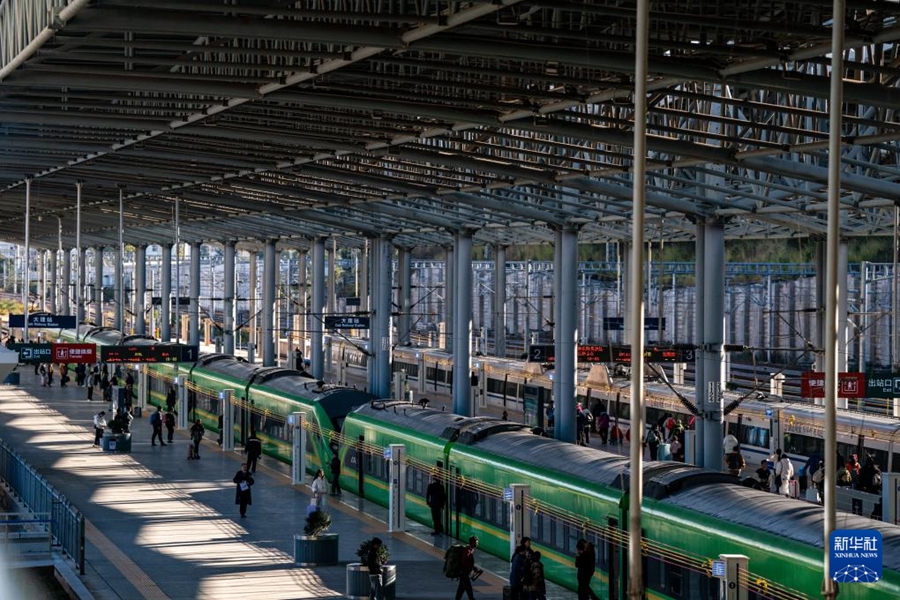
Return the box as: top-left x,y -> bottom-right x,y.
132,406 -> 142,418
3,372 -> 20,385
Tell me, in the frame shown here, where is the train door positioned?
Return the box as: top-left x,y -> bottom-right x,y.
768,407 -> 782,457
607,517 -> 621,600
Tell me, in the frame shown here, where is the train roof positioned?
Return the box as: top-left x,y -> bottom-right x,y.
352,401 -> 490,440
458,429 -> 735,498
661,483 -> 900,572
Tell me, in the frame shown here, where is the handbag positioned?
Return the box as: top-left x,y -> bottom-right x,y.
239,481 -> 249,492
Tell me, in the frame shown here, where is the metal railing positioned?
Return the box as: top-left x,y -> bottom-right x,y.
0,439 -> 85,573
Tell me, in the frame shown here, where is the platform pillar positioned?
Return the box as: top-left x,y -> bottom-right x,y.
134,245 -> 146,335
452,232 -> 473,415
189,242 -> 201,346
310,238 -> 326,380
387,444 -> 406,533
161,244 -> 172,341
262,239 -> 277,367
176,373 -> 188,430
216,388 -> 232,451
94,247 -> 103,325
507,484 -> 531,560
291,411 -> 307,485
224,241 -> 236,355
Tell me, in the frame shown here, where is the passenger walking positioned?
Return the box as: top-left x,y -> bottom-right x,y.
189,419 -> 205,459
526,551 -> 547,600
645,425 -> 662,460
92,411 -> 107,446
859,455 -> 883,494
773,449 -> 794,496
150,407 -> 166,446
725,448 -> 745,477
366,537 -> 386,600
329,452 -> 342,496
232,462 -> 254,518
311,468 -> 328,509
509,545 -> 529,600
426,474 -> 446,535
165,384 -> 177,412
86,371 -> 94,400
164,410 -> 176,443
454,536 -> 481,600
47,363 -> 54,386
597,411 -> 610,445
245,430 -> 262,473
39,364 -> 47,387
575,539 -> 600,600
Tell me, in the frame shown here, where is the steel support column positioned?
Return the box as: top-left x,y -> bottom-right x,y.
444,246 -> 454,353
262,239 -> 277,366
134,245 -> 146,335
49,248 -> 57,314
494,245 -> 507,358
397,246 -> 412,346
369,236 -> 393,399
452,231 -> 473,416
189,241 -> 201,346
700,220 -> 726,471
296,249 -> 307,355
94,247 -> 103,325
224,241 -> 236,355
115,188 -> 124,331
310,238 -> 326,380
160,243 -> 172,341
75,181 -> 83,324
62,250 -> 72,317
554,227 -> 579,443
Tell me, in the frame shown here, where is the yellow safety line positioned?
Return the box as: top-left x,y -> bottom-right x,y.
85,519 -> 170,600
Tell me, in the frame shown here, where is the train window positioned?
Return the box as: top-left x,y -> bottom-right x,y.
893,453 -> 900,473
645,556 -> 664,593
739,424 -> 769,449
668,565 -> 683,598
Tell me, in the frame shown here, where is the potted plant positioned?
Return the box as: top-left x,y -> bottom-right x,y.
102,413 -> 132,453
347,538 -> 395,600
294,509 -> 338,566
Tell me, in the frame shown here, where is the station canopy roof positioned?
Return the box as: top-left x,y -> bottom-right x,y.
2,0 -> 900,252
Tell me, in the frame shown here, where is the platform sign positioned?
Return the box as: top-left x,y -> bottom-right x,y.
345,297 -> 361,307
150,296 -> 190,306
866,372 -> 900,399
711,560 -> 726,579
14,343 -> 53,364
802,372 -> 866,398
100,344 -> 199,364
52,343 -> 96,364
324,315 -> 370,330
527,344 -> 555,363
9,314 -> 76,329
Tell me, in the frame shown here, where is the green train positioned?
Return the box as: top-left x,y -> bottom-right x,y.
144,353 -> 374,474
52,325 -> 900,598
340,401 -> 900,600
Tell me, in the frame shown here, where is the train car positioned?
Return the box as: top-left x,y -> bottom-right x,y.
340,404 -> 900,598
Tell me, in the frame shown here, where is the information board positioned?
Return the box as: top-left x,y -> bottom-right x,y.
866,372 -> 900,399
323,315 -> 370,330
9,314 -> 77,329
602,317 -> 666,331
14,343 -> 53,364
100,345 -> 199,364
52,343 -> 96,364
527,344 -> 555,363
801,372 -> 866,398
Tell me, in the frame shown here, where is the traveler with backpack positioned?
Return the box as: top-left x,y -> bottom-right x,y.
644,426 -> 662,460
189,419 -> 205,459
451,536 -> 481,600
725,449 -> 746,477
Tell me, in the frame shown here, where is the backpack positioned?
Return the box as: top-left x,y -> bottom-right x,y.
443,544 -> 466,579
150,411 -> 161,425
812,467 -> 825,484
838,467 -> 852,485
727,452 -> 745,470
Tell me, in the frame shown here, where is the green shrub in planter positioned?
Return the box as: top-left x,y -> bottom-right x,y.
303,510 -> 332,538
356,538 -> 390,564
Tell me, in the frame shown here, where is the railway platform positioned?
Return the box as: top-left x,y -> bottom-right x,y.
0,366 -> 581,600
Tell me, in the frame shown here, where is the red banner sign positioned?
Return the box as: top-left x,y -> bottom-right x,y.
52,343 -> 96,364
801,372 -> 866,398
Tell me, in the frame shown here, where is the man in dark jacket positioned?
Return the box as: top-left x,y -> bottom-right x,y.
245,430 -> 262,473
426,474 -> 446,535
232,463 -> 254,518
329,452 -> 342,496
455,536 -> 480,600
366,537 -> 386,600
